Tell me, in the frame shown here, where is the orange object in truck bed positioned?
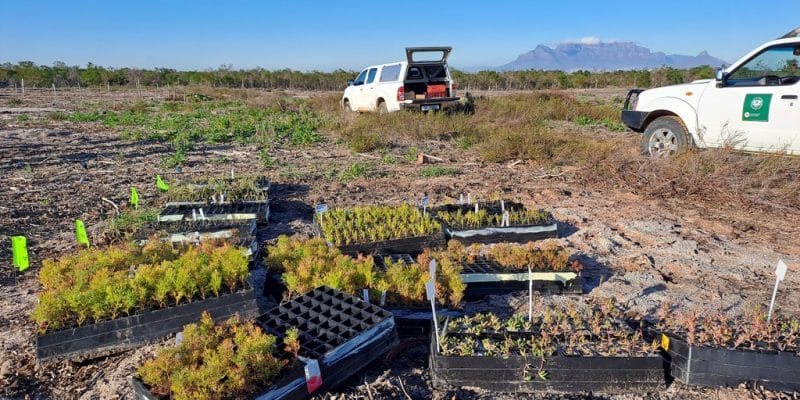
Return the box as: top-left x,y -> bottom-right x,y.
427,84 -> 446,98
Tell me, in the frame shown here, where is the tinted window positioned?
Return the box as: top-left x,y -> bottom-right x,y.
423,65 -> 447,79
366,68 -> 378,84
380,64 -> 402,82
353,70 -> 368,85
407,66 -> 423,80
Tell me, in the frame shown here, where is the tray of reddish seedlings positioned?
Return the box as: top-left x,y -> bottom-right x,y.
430,299 -> 664,394
432,201 -> 557,245
133,287 -> 399,400
639,306 -> 800,392
376,240 -> 583,301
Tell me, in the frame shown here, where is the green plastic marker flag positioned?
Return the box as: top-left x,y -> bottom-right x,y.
156,175 -> 170,192
11,236 -> 29,272
130,187 -> 139,209
75,219 -> 90,248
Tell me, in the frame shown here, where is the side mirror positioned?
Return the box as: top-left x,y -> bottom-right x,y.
715,69 -> 726,81
347,80 -> 354,86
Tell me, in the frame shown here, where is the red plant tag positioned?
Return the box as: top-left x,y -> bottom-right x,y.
304,359 -> 323,393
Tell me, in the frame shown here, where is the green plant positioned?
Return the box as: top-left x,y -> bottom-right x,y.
31,240 -> 250,333
166,175 -> 268,203
138,312 -> 291,400
462,240 -> 580,272
436,202 -> 550,230
265,235 -> 464,307
419,165 -> 459,177
337,162 -> 372,182
107,206 -> 159,239
317,204 -> 441,245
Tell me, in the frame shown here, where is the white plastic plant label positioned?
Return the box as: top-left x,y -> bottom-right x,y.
380,290 -> 386,306
474,203 -> 479,214
175,332 -> 183,346
459,194 -> 464,205
426,280 -> 436,301
776,259 -> 788,281
500,199 -> 505,212
315,204 -> 328,214
304,359 -> 323,393
191,209 -> 197,221
198,207 -> 205,220
362,289 -> 370,303
429,259 -> 437,276
420,196 -> 429,207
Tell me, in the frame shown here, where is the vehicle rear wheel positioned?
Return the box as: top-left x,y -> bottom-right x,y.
642,116 -> 689,157
377,101 -> 388,115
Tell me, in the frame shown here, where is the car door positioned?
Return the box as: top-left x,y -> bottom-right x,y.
349,69 -> 368,110
697,43 -> 800,152
362,67 -> 379,111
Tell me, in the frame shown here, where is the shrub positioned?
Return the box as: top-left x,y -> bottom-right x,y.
138,312 -> 290,400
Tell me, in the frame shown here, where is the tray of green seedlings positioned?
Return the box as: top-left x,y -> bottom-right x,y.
265,235 -> 464,336
33,239 -> 257,361
638,305 -> 800,392
132,312 -> 304,400
433,200 -> 557,245
375,240 -> 582,300
431,299 -> 664,394
165,175 -> 270,206
314,204 -> 446,256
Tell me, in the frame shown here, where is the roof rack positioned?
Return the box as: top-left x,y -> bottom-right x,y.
779,27 -> 800,39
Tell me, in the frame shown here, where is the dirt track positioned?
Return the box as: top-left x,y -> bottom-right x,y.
1,88 -> 798,400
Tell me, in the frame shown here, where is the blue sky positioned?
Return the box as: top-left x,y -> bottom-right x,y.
1,1 -> 797,71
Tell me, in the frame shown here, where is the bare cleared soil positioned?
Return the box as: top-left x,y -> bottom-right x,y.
1,88 -> 799,400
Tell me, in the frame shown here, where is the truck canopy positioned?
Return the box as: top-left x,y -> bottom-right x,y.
406,47 -> 451,64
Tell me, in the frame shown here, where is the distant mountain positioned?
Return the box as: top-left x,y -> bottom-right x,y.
498,42 -> 727,71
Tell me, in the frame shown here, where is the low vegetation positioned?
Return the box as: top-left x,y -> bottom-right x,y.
435,202 -> 551,230
166,175 -> 269,203
106,206 -> 160,240
317,204 -> 441,245
32,240 -> 249,333
138,312 -> 297,400
265,235 -> 464,307
462,240 -> 581,272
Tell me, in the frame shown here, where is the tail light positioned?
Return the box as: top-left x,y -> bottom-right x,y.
451,83 -> 457,97
397,86 -> 405,101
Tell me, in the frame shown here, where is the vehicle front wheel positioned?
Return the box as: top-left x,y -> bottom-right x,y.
642,116 -> 689,157
343,100 -> 352,113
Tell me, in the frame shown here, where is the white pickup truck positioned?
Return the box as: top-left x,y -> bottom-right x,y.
341,47 -> 459,113
622,28 -> 800,156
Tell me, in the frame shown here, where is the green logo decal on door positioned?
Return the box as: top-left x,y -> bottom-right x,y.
742,94 -> 772,122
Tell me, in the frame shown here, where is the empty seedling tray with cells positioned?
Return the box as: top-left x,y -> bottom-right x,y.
255,286 -> 399,397
158,202 -> 269,223
433,201 -> 557,245
314,204 -> 446,256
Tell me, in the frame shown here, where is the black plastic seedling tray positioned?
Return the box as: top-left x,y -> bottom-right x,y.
155,218 -> 257,237
656,330 -> 800,392
430,332 -> 664,393
433,202 -> 558,245
36,286 -> 259,361
374,254 -> 582,300
312,220 -> 446,256
165,177 -> 271,207
461,260 -> 582,299
158,201 -> 269,223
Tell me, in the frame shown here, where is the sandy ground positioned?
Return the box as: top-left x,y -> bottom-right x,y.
0,88 -> 798,400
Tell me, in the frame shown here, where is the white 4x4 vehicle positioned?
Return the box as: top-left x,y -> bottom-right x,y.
622,28 -> 800,156
341,47 -> 459,113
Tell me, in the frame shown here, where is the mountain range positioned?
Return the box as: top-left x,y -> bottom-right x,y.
496,42 -> 727,71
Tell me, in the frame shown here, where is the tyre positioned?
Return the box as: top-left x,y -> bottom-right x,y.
377,101 -> 388,115
642,116 -> 689,157
343,100 -> 352,113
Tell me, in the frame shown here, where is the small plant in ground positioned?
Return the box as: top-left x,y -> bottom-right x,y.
107,206 -> 159,240
337,162 -> 372,182
317,204 -> 441,246
419,165 -> 460,177
32,239 -> 250,333
137,312 -> 292,400
435,201 -> 551,230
